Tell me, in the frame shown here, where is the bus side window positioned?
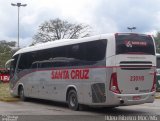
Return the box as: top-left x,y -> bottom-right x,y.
66,39 -> 107,66
31,63 -> 38,69
40,61 -> 53,68
85,39 -> 107,61
52,62 -> 65,68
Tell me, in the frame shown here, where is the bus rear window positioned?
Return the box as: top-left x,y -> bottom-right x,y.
116,34 -> 155,55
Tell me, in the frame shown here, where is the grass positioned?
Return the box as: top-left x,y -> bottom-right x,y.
155,96 -> 160,99
155,92 -> 160,99
0,83 -> 19,102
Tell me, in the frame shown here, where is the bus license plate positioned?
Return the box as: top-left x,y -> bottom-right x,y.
133,96 -> 141,100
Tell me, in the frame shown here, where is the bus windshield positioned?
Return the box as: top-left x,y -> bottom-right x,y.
116,34 -> 155,55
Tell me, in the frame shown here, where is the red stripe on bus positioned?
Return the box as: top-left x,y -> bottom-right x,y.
12,65 -> 156,90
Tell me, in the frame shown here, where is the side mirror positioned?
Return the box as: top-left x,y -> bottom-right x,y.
5,59 -> 14,69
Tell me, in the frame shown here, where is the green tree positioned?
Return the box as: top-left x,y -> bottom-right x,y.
0,40 -> 16,68
32,18 -> 91,45
154,32 -> 160,53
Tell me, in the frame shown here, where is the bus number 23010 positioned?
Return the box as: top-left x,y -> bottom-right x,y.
130,76 -> 144,81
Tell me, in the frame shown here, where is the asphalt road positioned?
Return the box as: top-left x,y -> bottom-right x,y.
0,99 -> 160,121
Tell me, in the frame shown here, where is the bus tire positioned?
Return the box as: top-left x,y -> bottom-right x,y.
67,90 -> 79,111
19,86 -> 27,101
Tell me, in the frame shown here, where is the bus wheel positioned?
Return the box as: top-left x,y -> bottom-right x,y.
67,90 -> 79,111
19,86 -> 27,101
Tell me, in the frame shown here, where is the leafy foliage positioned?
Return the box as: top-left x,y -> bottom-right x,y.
0,40 -> 16,68
154,32 -> 160,53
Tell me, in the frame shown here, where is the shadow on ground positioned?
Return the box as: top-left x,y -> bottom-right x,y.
25,98 -> 150,115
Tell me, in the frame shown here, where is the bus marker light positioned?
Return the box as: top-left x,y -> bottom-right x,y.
109,73 -> 121,94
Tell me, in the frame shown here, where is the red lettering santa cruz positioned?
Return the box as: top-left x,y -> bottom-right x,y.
51,69 -> 89,80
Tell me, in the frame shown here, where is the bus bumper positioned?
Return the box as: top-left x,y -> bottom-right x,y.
107,92 -> 155,106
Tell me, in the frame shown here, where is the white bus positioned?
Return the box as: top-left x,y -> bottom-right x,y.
9,33 -> 156,110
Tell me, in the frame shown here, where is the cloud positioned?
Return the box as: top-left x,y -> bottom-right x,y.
1,0 -> 160,47
92,0 -> 160,33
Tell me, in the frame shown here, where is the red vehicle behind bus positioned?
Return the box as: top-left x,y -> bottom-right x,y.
0,68 -> 10,83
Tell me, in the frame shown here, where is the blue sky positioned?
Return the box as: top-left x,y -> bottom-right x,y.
0,0 -> 160,47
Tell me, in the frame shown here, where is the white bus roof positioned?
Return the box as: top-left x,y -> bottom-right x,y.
13,33 -> 150,56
